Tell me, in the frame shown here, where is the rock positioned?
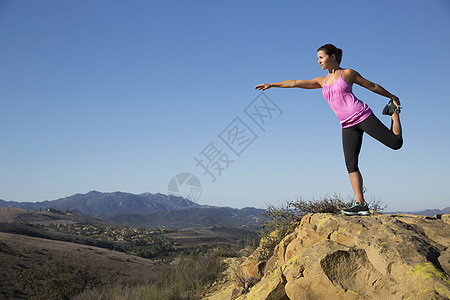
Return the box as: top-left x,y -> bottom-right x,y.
442,214 -> 450,225
201,257 -> 244,300
237,267 -> 289,300
238,213 -> 450,300
237,257 -> 265,281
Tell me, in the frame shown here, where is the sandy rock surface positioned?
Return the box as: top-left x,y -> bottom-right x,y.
204,213 -> 450,300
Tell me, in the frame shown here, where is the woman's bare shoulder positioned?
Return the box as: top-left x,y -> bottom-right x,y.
342,68 -> 360,84
343,68 -> 359,76
314,76 -> 326,87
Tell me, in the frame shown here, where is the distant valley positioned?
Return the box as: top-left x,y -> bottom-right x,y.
0,204 -> 260,299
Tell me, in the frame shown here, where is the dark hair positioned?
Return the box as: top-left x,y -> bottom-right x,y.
317,44 -> 343,65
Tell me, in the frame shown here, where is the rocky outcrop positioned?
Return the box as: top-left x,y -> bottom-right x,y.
204,213 -> 450,300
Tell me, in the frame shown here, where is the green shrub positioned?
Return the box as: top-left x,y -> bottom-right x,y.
16,258 -> 99,300
215,245 -> 241,258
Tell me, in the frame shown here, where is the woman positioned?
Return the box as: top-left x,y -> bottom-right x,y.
255,44 -> 403,216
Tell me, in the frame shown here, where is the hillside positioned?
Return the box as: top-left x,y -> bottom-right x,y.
0,206 -> 113,225
204,213 -> 450,300
0,207 -> 258,299
0,232 -> 170,299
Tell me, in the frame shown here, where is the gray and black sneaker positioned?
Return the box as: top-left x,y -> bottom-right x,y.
342,202 -> 371,216
382,100 -> 401,116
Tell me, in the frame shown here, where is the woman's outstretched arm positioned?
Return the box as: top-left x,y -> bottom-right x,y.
350,69 -> 400,106
255,77 -> 323,91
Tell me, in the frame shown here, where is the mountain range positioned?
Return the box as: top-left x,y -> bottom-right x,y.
0,191 -> 198,215
0,191 -> 266,228
1,191 -> 448,228
385,207 -> 450,215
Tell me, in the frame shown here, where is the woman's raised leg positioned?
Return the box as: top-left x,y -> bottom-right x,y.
391,110 -> 402,136
359,114 -> 403,150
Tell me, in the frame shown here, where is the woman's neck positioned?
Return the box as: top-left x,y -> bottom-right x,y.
327,64 -> 342,74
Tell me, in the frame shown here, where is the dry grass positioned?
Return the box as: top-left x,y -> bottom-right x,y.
0,232 -> 170,299
76,253 -> 226,300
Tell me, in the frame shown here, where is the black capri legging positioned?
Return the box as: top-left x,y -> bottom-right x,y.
342,114 -> 403,173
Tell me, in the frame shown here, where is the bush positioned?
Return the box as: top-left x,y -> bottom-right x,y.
231,264 -> 260,294
75,252 -> 226,300
75,283 -> 172,300
16,258 -> 99,300
165,253 -> 225,299
260,194 -> 386,260
215,245 -> 241,258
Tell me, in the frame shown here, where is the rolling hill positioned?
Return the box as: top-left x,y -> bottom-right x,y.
0,231 -> 170,299
0,206 -> 113,225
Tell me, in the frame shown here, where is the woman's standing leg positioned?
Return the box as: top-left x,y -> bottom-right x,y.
349,171 -> 364,204
341,112 -> 402,215
342,126 -> 366,204
342,125 -> 371,215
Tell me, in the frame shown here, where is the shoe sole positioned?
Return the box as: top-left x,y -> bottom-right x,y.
382,105 -> 394,116
382,101 -> 401,116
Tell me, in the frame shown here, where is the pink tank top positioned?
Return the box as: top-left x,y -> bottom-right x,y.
322,70 -> 372,128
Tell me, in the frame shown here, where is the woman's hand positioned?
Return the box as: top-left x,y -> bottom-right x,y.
255,83 -> 272,91
255,78 -> 322,90
391,95 -> 401,108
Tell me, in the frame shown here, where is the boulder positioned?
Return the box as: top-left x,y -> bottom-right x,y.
236,213 -> 450,300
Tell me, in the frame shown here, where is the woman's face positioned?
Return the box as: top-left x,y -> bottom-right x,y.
317,50 -> 334,70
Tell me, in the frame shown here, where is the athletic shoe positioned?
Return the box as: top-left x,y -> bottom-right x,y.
342,202 -> 371,216
382,100 -> 401,116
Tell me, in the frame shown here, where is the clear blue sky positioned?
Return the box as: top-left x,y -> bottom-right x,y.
1,0 -> 449,211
